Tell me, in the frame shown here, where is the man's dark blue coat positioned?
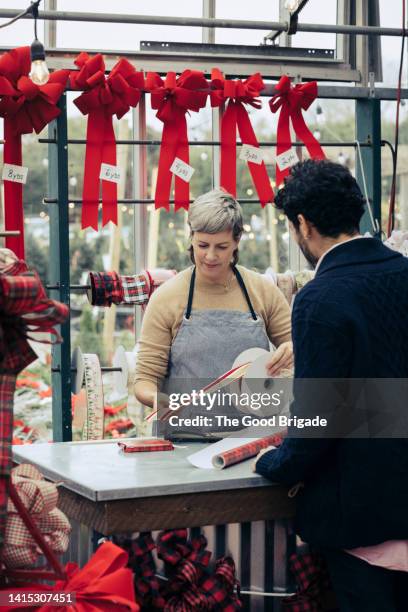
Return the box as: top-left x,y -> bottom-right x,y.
256,237 -> 408,548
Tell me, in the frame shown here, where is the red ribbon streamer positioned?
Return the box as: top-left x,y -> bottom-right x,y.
210,69 -> 274,207
70,53 -> 144,230
269,75 -> 326,186
0,47 -> 69,258
146,70 -> 208,211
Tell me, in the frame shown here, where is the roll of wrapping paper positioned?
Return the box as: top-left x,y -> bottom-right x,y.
212,432 -> 283,469
71,348 -> 105,440
145,360 -> 252,423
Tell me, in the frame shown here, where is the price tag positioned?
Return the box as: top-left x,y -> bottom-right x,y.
2,163 -> 28,184
170,158 -> 195,183
239,144 -> 264,165
99,163 -> 121,184
275,149 -> 299,171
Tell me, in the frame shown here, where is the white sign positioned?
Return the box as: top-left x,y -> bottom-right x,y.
99,163 -> 121,184
2,163 -> 28,184
239,144 -> 264,165
275,149 -> 299,171
170,157 -> 195,183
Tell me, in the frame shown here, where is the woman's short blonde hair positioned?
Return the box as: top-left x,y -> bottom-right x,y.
188,188 -> 243,240
188,189 -> 244,265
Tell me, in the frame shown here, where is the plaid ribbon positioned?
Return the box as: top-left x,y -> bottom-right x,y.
87,271 -> 124,306
2,464 -> 71,569
121,274 -> 150,305
0,269 -> 69,374
281,551 -> 331,612
116,530 -> 242,611
0,374 -> 16,555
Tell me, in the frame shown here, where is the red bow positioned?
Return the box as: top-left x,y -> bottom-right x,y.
210,69 -> 274,207
70,53 -> 144,230
269,75 -> 326,186
145,70 -> 208,211
0,47 -> 69,258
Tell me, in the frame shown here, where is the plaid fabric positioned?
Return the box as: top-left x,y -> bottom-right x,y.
116,529 -> 242,610
281,550 -> 332,612
0,248 -> 27,275
88,271 -> 124,306
0,270 -> 69,374
121,274 -> 149,305
2,464 -> 71,569
0,374 -> 16,555
215,433 -> 283,469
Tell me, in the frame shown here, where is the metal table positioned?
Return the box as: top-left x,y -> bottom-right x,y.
13,441 -> 295,534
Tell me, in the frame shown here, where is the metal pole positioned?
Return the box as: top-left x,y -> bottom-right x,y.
48,94 -> 72,442
0,9 -> 406,36
356,98 -> 382,234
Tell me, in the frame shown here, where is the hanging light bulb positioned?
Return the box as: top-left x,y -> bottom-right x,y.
29,1 -> 49,86
30,40 -> 49,85
284,0 -> 301,12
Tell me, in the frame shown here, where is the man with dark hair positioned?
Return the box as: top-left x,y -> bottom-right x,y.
255,159 -> 408,611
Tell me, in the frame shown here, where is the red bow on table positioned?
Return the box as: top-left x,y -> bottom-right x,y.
70,53 -> 144,230
146,70 -> 209,211
210,69 -> 274,207
0,47 -> 69,259
269,75 -> 326,186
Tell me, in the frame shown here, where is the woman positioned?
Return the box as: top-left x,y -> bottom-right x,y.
134,188 -> 293,433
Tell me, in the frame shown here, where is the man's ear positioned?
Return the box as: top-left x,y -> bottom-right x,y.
297,214 -> 313,239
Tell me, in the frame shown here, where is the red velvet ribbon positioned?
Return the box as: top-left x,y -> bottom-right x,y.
70,53 -> 144,230
269,75 -> 326,186
0,47 -> 69,258
210,69 -> 274,207
145,70 -> 208,211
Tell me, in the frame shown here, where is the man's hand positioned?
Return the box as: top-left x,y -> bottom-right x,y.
266,341 -> 294,376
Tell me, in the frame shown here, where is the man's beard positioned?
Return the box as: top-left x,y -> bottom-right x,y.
297,235 -> 319,268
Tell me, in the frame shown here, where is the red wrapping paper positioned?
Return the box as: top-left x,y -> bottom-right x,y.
145,70 -> 208,211
0,47 -> 69,258
210,69 -> 274,206
269,75 -> 326,186
212,432 -> 283,469
70,53 -> 144,229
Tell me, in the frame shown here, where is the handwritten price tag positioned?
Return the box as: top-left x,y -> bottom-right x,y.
2,163 -> 28,184
239,144 -> 264,165
275,149 -> 299,171
170,158 -> 195,183
99,163 -> 121,184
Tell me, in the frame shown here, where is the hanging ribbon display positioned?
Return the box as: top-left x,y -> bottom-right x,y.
70,53 -> 144,230
269,75 -> 326,186
210,69 -> 274,207
0,47 -> 69,259
145,70 -> 208,211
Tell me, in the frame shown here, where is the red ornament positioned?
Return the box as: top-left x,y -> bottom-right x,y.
269,75 -> 326,186
0,47 -> 69,258
70,53 -> 144,230
210,69 -> 274,207
146,70 -> 208,211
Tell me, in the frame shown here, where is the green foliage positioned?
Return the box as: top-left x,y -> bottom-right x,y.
75,304 -> 105,360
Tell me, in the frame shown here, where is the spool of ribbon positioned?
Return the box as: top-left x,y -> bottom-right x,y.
210,69 -> 274,206
0,47 -> 69,258
87,270 -> 124,306
145,70 -> 209,211
269,75 -> 326,186
70,53 -> 144,230
71,347 -> 105,440
112,344 -> 138,396
2,464 -> 70,569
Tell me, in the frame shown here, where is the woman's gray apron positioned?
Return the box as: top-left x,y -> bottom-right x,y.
159,266 -> 270,439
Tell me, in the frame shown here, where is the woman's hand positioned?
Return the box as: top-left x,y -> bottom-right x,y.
265,341 -> 294,376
